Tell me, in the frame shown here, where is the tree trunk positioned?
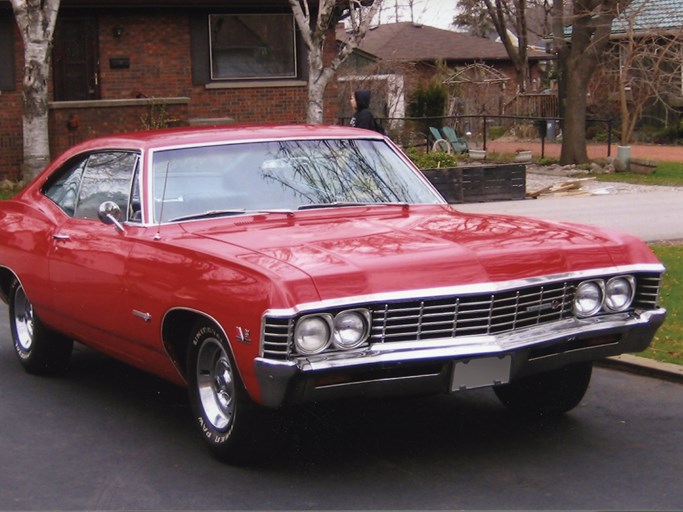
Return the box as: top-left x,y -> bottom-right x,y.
554,0 -> 633,165
21,46 -> 52,180
11,0 -> 61,181
305,43 -> 335,124
483,0 -> 529,93
289,0 -> 382,124
560,64 -> 589,163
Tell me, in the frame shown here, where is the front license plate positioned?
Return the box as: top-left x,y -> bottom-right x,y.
450,355 -> 511,392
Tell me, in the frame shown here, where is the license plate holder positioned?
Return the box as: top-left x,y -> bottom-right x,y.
451,355 -> 511,392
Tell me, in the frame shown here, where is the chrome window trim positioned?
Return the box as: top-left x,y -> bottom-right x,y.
145,135 -> 443,226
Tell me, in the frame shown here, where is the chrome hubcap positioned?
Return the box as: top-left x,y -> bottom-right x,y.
196,337 -> 235,431
13,286 -> 35,353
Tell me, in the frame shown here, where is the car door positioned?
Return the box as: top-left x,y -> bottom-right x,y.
45,151 -> 141,353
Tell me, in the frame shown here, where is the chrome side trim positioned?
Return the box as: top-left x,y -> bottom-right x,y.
263,264 -> 665,318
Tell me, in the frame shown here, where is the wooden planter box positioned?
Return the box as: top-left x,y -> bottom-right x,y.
421,164 -> 526,203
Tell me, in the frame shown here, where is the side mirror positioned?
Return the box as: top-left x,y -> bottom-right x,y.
98,201 -> 125,233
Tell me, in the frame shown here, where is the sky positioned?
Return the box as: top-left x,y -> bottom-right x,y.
375,0 -> 459,30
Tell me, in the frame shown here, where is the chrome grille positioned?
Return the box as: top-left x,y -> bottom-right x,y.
370,281 -> 573,343
261,272 -> 663,360
261,316 -> 293,360
632,274 -> 662,309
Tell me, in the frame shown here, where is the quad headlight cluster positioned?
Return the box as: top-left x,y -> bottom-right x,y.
294,309 -> 371,355
573,276 -> 636,318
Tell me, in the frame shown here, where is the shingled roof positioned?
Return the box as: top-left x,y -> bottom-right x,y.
352,22 -> 551,63
611,0 -> 683,34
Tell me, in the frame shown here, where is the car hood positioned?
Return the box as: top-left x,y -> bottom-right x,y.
181,205 -> 653,303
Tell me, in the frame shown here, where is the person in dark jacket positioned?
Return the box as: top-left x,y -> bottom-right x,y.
349,89 -> 384,134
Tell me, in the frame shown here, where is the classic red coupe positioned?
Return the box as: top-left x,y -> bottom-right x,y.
0,125 -> 666,459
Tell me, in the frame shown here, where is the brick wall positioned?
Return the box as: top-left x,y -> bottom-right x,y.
0,9 -> 341,181
0,17 -> 23,180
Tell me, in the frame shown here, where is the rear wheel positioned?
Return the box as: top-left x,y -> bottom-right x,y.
494,361 -> 593,417
186,321 -> 257,461
9,279 -> 73,375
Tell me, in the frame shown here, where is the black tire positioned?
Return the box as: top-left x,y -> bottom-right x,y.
186,321 -> 257,461
8,279 -> 73,375
494,361 -> 593,417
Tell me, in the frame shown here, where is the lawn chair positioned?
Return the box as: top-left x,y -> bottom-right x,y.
442,126 -> 469,154
429,126 -> 452,153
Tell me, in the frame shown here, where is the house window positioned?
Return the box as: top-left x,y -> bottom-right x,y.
0,10 -> 15,91
208,14 -> 296,80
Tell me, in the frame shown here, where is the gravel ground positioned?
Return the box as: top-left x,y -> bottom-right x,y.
526,165 -> 682,197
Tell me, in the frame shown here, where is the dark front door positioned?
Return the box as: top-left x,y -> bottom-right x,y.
53,16 -> 100,101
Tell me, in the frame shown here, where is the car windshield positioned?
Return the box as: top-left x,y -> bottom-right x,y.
150,138 -> 441,222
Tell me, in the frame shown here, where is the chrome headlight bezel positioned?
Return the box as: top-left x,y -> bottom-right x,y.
573,275 -> 636,318
332,309 -> 371,350
604,275 -> 636,313
293,314 -> 333,355
293,309 -> 371,355
573,280 -> 605,318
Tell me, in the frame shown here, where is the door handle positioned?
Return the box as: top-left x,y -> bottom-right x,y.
53,234 -> 70,241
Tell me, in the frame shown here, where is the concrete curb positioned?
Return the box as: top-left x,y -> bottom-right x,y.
598,354 -> 683,384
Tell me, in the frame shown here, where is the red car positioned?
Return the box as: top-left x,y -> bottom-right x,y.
0,125 -> 666,459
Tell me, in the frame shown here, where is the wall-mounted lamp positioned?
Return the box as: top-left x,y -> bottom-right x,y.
112,26 -> 124,39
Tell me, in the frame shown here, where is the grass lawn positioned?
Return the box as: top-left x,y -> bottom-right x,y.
594,161 -> 683,187
644,243 -> 683,365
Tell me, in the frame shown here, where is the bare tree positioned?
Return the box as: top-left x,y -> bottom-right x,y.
288,0 -> 383,124
551,0 -> 633,164
453,0 -> 496,37
10,0 -> 61,181
593,1 -> 683,145
482,0 -> 531,93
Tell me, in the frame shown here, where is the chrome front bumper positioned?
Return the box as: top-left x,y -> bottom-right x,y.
253,308 -> 666,407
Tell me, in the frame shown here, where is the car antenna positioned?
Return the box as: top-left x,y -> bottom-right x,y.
155,161 -> 171,240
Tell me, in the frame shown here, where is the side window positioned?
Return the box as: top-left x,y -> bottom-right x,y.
43,157 -> 88,216
42,151 -> 140,221
75,152 -> 139,220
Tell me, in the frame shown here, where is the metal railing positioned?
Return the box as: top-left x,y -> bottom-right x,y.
340,114 -> 615,159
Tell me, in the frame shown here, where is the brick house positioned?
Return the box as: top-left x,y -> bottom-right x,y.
336,22 -> 554,123
0,0 -> 341,180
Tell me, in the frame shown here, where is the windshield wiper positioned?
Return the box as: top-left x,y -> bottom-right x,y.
168,209 -> 248,222
297,201 -> 409,210
169,208 -> 296,222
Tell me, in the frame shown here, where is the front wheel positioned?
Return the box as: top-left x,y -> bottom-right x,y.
9,279 -> 73,375
494,361 -> 593,417
186,321 -> 256,461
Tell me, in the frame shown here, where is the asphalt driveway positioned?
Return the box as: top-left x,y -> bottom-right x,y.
456,188 -> 683,242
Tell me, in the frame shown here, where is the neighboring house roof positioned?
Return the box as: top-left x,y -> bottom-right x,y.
347,22 -> 551,63
611,0 -> 683,34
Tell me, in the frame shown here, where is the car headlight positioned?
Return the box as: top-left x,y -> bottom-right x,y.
574,280 -> 604,317
294,315 -> 332,355
332,309 -> 370,350
604,276 -> 635,312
